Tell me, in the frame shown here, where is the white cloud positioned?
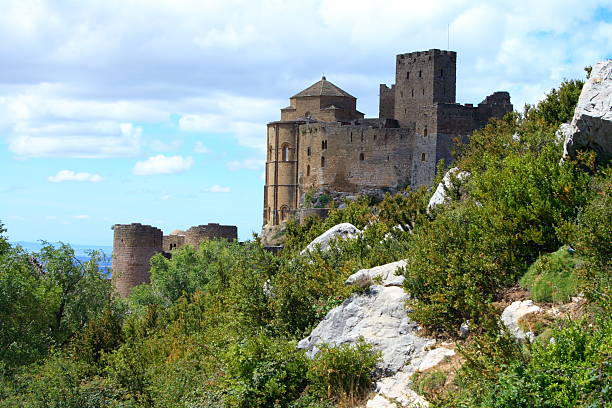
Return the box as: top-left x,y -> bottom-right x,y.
159,194 -> 171,200
204,185 -> 231,193
48,170 -> 103,183
226,157 -> 265,171
73,214 -> 90,219
133,154 -> 194,176
194,141 -> 210,153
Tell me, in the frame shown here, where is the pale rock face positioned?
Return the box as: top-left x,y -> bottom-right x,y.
427,167 -> 470,211
562,60 -> 612,163
297,285 -> 433,374
345,260 -> 407,287
373,371 -> 430,407
501,300 -> 541,341
417,347 -> 455,372
301,222 -> 361,254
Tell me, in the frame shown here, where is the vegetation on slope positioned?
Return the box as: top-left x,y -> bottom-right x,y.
0,77 -> 609,407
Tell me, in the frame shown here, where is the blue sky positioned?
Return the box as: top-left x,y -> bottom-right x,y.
0,0 -> 611,246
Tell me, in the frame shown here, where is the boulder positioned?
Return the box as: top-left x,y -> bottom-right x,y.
297,285 -> 434,374
427,167 -> 470,211
301,222 -> 361,254
372,371 -> 429,407
501,300 -> 541,341
417,347 -> 455,372
562,60 -> 612,163
345,260 -> 407,287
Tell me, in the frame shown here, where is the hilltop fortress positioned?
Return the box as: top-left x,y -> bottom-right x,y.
262,49 -> 512,228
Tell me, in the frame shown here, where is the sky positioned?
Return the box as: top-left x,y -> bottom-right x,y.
0,0 -> 611,246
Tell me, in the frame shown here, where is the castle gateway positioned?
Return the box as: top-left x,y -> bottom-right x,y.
263,49 -> 512,226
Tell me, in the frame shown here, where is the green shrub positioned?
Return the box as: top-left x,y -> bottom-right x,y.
411,371 -> 448,398
223,333 -> 309,408
519,247 -> 579,303
307,339 -> 380,402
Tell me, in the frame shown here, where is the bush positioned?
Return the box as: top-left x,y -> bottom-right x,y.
223,333 -> 309,408
519,247 -> 580,303
307,339 -> 380,402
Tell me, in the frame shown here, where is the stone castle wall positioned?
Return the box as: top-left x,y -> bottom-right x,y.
112,223 -> 163,298
185,223 -> 238,247
112,223 -> 238,296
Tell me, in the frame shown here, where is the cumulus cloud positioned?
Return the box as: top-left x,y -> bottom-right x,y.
226,157 -> 265,171
204,185 -> 231,193
193,141 -> 210,153
133,154 -> 194,176
48,170 -> 103,183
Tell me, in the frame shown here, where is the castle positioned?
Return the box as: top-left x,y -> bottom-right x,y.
263,49 -> 512,227
111,223 -> 237,297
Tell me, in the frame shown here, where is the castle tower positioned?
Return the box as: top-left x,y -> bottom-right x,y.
111,223 -> 163,297
184,223 -> 238,247
264,77 -> 363,226
393,49 -> 457,128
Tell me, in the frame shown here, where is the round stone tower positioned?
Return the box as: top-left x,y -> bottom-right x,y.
184,223 -> 238,247
112,223 -> 163,297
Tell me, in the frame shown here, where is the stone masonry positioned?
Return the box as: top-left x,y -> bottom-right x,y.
263,49 -> 513,227
112,222 -> 238,297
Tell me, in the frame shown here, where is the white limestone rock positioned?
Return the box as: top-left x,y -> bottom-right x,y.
372,371 -> 429,407
301,222 -> 361,254
501,300 -> 541,341
427,167 -> 470,211
417,347 -> 455,372
345,260 -> 407,287
298,285 -> 434,374
562,60 -> 612,163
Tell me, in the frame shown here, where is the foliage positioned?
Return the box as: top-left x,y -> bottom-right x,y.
451,316 -> 611,408
519,247 -> 579,303
411,371 -> 448,399
307,339 -> 380,402
223,333 -> 309,408
526,79 -> 584,126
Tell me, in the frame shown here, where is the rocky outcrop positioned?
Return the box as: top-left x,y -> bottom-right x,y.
501,300 -> 541,341
301,222 -> 361,254
345,260 -> 407,287
561,60 -> 612,164
427,167 -> 470,211
417,347 -> 455,372
297,285 -> 432,374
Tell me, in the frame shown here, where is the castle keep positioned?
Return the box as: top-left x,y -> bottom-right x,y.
263,49 -> 512,226
112,223 -> 237,297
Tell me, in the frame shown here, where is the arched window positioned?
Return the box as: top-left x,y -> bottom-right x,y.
280,206 -> 289,222
307,165 -> 310,176
421,152 -> 426,162
359,152 -> 365,161
321,156 -> 325,167
282,144 -> 292,161
322,140 -> 327,150
307,146 -> 311,156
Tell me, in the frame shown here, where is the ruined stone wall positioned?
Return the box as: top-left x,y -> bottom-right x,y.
185,224 -> 238,247
295,121 -> 437,197
112,223 -> 163,297
379,84 -> 395,119
163,234 -> 185,252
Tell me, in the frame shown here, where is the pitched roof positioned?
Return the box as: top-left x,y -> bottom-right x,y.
291,76 -> 355,99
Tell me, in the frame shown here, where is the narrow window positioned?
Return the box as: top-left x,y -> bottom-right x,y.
406,71 -> 410,80
322,140 -> 327,150
411,89 -> 414,97
282,145 -> 290,161
422,89 -> 425,95
350,132 -> 353,142
307,146 -> 311,156
421,152 -> 426,161
280,206 -> 289,221
321,156 -> 325,167
359,152 -> 365,161
307,165 -> 310,176
418,70 -> 422,78
440,69 -> 444,77
424,126 -> 428,137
